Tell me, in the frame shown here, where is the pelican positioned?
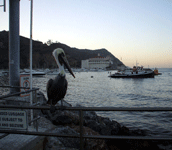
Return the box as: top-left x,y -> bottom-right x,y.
46,48 -> 75,109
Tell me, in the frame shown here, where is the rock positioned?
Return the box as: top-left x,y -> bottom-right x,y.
83,111 -> 98,120
38,116 -> 56,130
84,115 -> 121,136
100,126 -> 112,135
158,142 -> 172,150
74,104 -> 99,121
119,126 -> 130,135
44,137 -> 64,150
111,120 -> 121,135
124,139 -> 161,150
102,117 -> 112,126
47,110 -> 80,125
40,102 -> 163,150
39,92 -> 78,126
130,129 -> 148,136
70,125 -> 108,150
43,126 -> 80,150
44,136 -> 79,150
84,120 -> 103,133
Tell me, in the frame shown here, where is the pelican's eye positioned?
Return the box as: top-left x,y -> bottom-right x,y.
58,53 -> 64,65
61,52 -> 65,57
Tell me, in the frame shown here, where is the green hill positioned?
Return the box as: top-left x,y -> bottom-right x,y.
0,30 -> 125,69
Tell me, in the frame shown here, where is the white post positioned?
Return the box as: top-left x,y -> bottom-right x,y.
30,0 -> 33,123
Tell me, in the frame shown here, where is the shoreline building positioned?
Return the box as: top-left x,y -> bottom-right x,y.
81,54 -> 112,70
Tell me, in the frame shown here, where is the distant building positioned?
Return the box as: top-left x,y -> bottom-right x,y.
81,54 -> 112,70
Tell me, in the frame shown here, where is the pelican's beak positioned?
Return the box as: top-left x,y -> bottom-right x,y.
59,54 -> 75,78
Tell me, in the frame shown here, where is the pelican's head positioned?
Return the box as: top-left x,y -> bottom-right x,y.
53,48 -> 75,78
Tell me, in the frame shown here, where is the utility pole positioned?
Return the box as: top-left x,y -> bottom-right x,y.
30,0 -> 33,123
9,0 -> 20,93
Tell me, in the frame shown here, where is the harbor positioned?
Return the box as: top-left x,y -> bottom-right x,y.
35,68 -> 172,137
0,68 -> 172,136
0,0 -> 172,149
0,68 -> 172,149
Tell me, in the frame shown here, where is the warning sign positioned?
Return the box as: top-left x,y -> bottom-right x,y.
0,109 -> 27,130
20,75 -> 30,97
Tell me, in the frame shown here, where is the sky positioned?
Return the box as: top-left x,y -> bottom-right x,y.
0,0 -> 172,68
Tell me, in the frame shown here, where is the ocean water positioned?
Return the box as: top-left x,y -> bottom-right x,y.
33,68 -> 172,137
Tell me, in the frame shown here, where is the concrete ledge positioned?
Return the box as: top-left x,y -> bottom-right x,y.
0,127 -> 47,150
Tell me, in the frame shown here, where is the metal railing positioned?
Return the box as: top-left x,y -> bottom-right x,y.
0,86 -> 40,129
0,104 -> 172,150
0,86 -> 39,99
0,86 -> 172,149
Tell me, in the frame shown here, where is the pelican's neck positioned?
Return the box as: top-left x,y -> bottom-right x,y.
55,58 -> 65,76
59,64 -> 65,76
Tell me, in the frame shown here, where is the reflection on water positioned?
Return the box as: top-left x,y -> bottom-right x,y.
33,68 -> 172,137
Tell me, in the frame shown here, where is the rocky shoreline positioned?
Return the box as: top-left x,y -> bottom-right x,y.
38,92 -> 170,150
0,76 -> 171,150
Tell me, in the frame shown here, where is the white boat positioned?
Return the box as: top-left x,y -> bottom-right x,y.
46,69 -> 59,75
109,66 -> 154,78
20,69 -> 45,76
1,71 -> 9,77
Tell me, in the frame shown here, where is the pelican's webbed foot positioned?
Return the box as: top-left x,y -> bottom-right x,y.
59,99 -> 66,111
49,99 -> 56,113
59,105 -> 66,111
50,106 -> 56,113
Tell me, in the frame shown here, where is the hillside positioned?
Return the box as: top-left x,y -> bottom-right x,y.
0,30 -> 125,69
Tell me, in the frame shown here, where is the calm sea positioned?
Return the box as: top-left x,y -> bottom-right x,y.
33,68 -> 172,137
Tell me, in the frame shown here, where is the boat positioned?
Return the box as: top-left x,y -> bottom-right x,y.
46,69 -> 59,75
1,71 -> 9,77
153,68 -> 162,75
20,69 -> 45,76
109,66 -> 154,78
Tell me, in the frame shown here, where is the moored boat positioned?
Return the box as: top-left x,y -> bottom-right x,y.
109,66 -> 154,78
154,68 -> 162,75
20,69 -> 45,76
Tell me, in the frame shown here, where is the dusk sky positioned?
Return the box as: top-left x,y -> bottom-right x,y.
0,0 -> 172,68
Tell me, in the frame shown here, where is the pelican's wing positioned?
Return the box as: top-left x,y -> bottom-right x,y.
47,78 -> 54,102
52,76 -> 67,105
64,78 -> 68,95
47,75 -> 68,105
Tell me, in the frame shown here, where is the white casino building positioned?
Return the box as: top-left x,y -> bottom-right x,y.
81,54 -> 112,70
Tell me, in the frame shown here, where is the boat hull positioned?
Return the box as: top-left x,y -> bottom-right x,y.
20,73 -> 45,76
109,72 -> 154,78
